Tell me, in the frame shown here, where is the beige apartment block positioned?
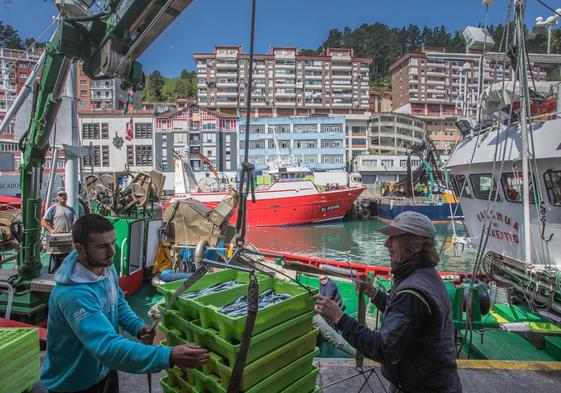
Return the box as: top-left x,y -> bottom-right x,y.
389,48 -> 558,153
194,46 -> 371,118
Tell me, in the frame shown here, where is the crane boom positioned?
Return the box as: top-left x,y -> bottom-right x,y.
15,0 -> 192,282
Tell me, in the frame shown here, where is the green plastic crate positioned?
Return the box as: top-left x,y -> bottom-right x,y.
492,304 -> 545,323
159,305 -> 194,339
192,348 -> 318,393
158,270 -> 267,320
0,328 -> 39,365
168,366 -> 195,387
190,311 -> 315,366
161,375 -> 183,393
160,322 -> 191,345
278,366 -> 319,393
545,336 -> 561,360
203,328 -> 319,391
1,356 -> 40,393
194,277 -> 317,343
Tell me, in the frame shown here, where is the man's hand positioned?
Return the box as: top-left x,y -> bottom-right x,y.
354,277 -> 378,300
170,345 -> 209,368
138,325 -> 156,345
314,294 -> 344,324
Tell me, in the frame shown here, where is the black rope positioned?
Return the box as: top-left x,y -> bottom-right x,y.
235,0 -> 257,246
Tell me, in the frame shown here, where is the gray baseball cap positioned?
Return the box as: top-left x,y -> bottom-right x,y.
377,211 -> 436,239
56,187 -> 67,195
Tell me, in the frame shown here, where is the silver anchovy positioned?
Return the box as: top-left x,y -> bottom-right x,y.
182,280 -> 240,299
219,290 -> 292,317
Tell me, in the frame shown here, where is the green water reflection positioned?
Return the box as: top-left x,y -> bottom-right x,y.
246,219 -> 476,273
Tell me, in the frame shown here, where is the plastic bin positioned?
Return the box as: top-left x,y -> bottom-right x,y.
194,277 -> 317,343
0,328 -> 40,393
192,347 -> 318,393
161,375 -> 184,393
158,270 -> 267,320
190,311 -> 315,366
160,322 -> 191,345
203,328 -> 319,391
278,366 -> 320,393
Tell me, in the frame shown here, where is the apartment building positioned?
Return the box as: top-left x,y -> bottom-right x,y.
237,116 -> 346,172
79,110 -> 156,174
389,48 -> 556,153
194,46 -> 371,118
154,104 -> 238,190
0,47 -> 42,132
76,63 -> 141,111
369,112 -> 426,155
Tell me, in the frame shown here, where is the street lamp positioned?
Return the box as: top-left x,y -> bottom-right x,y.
535,9 -> 561,54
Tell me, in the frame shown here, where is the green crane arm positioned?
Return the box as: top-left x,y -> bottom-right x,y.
16,0 -> 192,282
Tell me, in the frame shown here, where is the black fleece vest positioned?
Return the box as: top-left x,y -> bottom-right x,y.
382,266 -> 461,393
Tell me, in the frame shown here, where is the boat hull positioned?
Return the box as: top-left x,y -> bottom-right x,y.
181,186 -> 365,227
376,200 -> 463,223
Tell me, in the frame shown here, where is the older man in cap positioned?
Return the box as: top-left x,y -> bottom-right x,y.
42,187 -> 77,272
315,211 -> 461,393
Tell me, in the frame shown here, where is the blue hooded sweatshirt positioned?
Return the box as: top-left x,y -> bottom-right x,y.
41,251 -> 173,392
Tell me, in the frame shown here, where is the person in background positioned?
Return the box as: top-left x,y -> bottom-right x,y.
41,214 -> 209,393
319,275 -> 344,310
42,187 -> 77,272
41,187 -> 76,234
314,211 -> 461,393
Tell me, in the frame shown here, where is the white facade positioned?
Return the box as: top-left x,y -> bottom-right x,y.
79,111 -> 156,174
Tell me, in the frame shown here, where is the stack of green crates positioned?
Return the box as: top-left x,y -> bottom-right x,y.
0,328 -> 40,393
157,270 -> 320,393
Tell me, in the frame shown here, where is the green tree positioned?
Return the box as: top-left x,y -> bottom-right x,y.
0,21 -> 24,49
142,70 -> 166,102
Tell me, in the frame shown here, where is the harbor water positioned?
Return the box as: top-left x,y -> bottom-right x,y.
246,219 -> 476,273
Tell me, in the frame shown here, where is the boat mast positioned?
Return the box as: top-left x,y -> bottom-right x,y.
515,0 -> 532,263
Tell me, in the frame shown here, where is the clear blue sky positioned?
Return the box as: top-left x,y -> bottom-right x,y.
0,0 -> 555,76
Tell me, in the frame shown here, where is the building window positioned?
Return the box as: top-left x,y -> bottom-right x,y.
135,123 -> 153,139
83,145 -> 101,167
470,174 -> 500,200
102,145 -> 109,167
82,123 -> 100,139
127,145 -> 134,165
544,169 -> 561,206
101,123 -> 109,139
135,145 -> 153,166
381,159 -> 394,167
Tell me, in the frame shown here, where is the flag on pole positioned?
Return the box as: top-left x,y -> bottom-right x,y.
123,88 -> 134,114
125,118 -> 133,141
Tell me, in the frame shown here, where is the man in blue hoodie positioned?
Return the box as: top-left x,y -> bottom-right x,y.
42,214 -> 209,393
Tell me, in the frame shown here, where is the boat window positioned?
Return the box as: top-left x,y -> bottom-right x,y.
544,170 -> 561,206
470,174 -> 500,200
500,173 -> 536,203
452,175 -> 472,198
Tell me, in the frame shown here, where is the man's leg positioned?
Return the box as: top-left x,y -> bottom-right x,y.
99,369 -> 119,393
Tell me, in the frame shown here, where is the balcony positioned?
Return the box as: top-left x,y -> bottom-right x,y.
216,62 -> 238,70
216,71 -> 238,78
331,64 -> 352,71
216,90 -> 238,97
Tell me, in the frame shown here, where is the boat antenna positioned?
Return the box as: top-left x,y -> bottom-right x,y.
235,0 -> 258,246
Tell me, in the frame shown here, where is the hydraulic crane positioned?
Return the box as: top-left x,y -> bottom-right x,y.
10,0 -> 193,290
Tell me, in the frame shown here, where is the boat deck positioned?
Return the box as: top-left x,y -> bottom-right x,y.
29,357 -> 561,392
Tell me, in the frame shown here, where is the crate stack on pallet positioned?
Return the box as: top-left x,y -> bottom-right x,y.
156,270 -> 320,393
0,328 -> 40,393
